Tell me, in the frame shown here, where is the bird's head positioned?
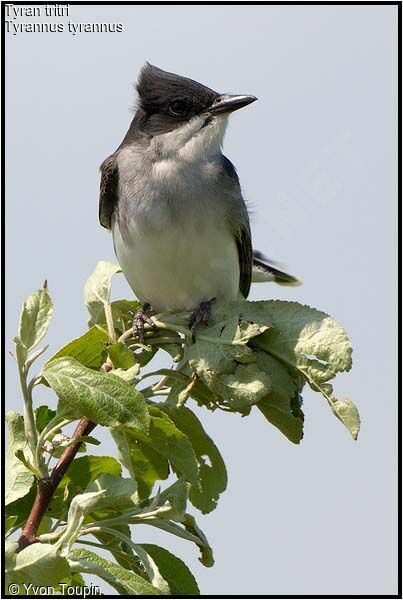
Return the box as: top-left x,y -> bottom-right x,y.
133,63 -> 257,161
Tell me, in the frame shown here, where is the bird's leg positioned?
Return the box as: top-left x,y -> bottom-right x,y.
132,303 -> 156,343
189,298 -> 215,341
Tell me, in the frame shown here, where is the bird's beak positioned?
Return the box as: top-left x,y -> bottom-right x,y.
205,94 -> 258,116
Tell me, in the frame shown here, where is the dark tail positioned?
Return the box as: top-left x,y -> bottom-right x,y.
252,250 -> 301,286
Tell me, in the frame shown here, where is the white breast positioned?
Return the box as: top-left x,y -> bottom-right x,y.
112,214 -> 240,313
112,138 -> 241,313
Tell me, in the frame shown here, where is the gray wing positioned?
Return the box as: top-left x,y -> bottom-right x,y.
237,224 -> 253,298
221,156 -> 253,299
99,154 -> 119,229
221,156 -> 300,292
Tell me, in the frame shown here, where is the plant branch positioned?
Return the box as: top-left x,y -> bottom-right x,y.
17,418 -> 96,552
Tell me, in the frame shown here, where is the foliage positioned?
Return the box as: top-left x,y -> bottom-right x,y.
5,262 -> 359,595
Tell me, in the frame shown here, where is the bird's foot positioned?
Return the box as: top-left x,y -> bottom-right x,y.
132,303 -> 156,343
189,298 -> 215,341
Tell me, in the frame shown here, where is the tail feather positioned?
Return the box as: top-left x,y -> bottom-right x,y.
252,250 -> 301,286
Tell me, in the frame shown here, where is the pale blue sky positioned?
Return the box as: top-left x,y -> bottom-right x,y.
5,4 -> 398,595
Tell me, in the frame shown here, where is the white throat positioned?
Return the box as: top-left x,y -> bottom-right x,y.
150,113 -> 229,163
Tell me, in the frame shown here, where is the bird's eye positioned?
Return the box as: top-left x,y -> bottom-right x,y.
168,99 -> 189,116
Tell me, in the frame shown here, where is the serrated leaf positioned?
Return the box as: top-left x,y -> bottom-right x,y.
161,405 -> 227,514
5,413 -> 34,505
42,357 -> 149,431
250,300 -> 358,438
141,544 -> 200,595
84,261 -> 121,327
69,548 -> 160,595
18,283 -> 53,352
7,543 -> 70,587
252,300 -> 352,382
47,326 -> 109,369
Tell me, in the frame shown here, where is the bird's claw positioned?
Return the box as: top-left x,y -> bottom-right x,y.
132,303 -> 156,343
189,299 -> 215,341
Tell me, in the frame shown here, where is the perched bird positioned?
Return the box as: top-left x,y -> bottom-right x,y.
99,63 -> 299,337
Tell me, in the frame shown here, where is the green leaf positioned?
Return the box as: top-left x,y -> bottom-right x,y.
5,515 -> 18,533
84,261 -> 121,327
48,455 -> 121,517
330,396 -> 360,440
183,514 -> 214,567
5,484 -> 36,529
187,303 -> 256,376
93,524 -> 142,572
14,449 -> 41,477
186,301 -> 274,412
146,329 -> 184,362
75,435 -> 101,446
251,301 -> 352,382
47,326 -> 109,369
165,368 -> 225,412
146,516 -> 214,567
251,301 -> 358,438
141,544 -> 200,595
42,357 -> 149,431
154,478 -> 190,522
111,364 -> 140,383
97,299 -> 140,333
18,282 -> 53,352
312,382 -> 360,441
131,405 -> 199,488
107,342 -> 136,369
203,362 -> 271,414
86,473 -> 137,511
254,351 -> 304,444
111,427 -> 169,499
5,541 -> 18,570
69,548 -> 160,595
35,405 -> 57,434
57,572 -> 86,592
7,543 -> 70,587
5,413 -> 34,506
57,490 -> 107,554
161,405 -> 227,514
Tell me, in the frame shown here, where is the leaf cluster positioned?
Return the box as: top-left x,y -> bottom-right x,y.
5,261 -> 359,595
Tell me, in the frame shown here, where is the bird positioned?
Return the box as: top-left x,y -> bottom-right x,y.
99,63 -> 300,338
